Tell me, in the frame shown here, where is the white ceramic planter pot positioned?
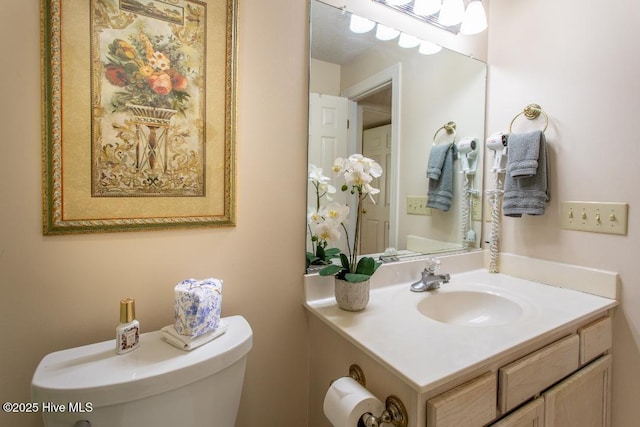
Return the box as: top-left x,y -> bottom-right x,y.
334,278 -> 370,311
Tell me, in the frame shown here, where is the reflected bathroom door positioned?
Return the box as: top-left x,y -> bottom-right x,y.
308,93 -> 350,254
360,124 -> 391,254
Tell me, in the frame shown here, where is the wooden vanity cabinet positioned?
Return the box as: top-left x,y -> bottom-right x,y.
427,316 -> 612,427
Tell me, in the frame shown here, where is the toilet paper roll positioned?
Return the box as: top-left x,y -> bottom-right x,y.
323,377 -> 384,427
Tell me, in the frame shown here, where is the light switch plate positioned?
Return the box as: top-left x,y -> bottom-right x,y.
407,196 -> 432,216
560,201 -> 628,235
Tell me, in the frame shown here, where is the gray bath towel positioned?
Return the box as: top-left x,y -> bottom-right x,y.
427,143 -> 451,180
508,130 -> 541,178
503,131 -> 550,217
427,143 -> 456,212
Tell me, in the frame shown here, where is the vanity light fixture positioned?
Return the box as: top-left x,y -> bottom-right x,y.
385,0 -> 413,5
373,0 -> 487,35
398,32 -> 421,48
459,0 -> 487,35
349,13 -> 376,33
376,23 -> 401,40
438,0 -> 465,26
413,0 -> 441,17
419,40 -> 442,55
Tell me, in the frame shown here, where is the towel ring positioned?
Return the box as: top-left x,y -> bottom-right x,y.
509,104 -> 548,133
433,121 -> 456,145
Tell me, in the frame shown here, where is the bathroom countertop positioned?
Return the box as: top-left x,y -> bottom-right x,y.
304,266 -> 617,393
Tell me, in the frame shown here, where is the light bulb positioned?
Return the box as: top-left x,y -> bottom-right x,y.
438,0 -> 465,26
460,0 -> 487,35
376,24 -> 400,41
349,14 -> 376,34
398,33 -> 421,48
413,0 -> 441,16
419,41 -> 442,55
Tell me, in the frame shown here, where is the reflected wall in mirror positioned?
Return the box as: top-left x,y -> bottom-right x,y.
307,0 -> 487,268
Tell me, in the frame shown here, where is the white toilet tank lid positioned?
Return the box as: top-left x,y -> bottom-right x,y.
31,315 -> 252,408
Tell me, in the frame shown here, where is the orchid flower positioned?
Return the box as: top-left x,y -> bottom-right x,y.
317,154 -> 383,282
309,164 -> 336,203
321,202 -> 350,225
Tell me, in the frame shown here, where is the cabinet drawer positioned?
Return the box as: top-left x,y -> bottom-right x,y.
427,371 -> 497,427
499,334 -> 579,413
578,316 -> 612,365
490,398 -> 544,427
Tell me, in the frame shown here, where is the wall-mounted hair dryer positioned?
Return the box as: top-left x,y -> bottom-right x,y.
457,137 -> 479,174
486,132 -> 508,172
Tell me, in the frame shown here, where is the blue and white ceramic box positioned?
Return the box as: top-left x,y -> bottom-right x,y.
174,278 -> 222,337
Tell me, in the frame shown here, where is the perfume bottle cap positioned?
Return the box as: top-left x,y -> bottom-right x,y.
120,298 -> 136,323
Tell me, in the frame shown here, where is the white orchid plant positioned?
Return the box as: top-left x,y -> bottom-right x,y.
308,154 -> 383,283
306,164 -> 343,267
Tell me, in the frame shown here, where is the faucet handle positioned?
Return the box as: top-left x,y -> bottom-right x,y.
425,258 -> 441,274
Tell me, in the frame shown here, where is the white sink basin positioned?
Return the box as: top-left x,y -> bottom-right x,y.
417,288 -> 525,327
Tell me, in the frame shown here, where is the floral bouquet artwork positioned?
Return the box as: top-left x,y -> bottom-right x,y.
91,0 -> 206,197
104,33 -> 191,115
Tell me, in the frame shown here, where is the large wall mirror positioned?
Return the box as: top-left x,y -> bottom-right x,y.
307,0 -> 487,269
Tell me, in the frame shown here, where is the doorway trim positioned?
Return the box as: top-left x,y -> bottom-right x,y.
341,63 -> 401,249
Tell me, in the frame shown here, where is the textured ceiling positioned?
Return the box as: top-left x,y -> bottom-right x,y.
310,1 -> 379,65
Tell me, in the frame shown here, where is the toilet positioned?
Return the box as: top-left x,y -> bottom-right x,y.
32,315 -> 252,427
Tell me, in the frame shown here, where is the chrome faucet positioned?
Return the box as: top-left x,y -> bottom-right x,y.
410,258 -> 450,292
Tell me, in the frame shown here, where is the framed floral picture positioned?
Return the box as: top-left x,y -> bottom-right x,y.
41,0 -> 237,234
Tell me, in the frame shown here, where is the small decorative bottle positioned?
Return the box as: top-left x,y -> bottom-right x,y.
116,298 -> 140,354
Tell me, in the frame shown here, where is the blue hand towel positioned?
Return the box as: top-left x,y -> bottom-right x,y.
503,131 -> 550,217
427,143 -> 456,212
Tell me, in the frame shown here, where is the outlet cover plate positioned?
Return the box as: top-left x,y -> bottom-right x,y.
472,197 -> 482,221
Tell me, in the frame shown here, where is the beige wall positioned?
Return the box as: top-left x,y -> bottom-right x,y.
487,1 -> 640,426
0,1 -> 309,426
340,46 -> 486,250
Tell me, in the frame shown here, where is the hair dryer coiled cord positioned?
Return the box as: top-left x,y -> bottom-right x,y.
486,170 -> 505,273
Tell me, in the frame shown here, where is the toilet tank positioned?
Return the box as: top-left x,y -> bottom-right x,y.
32,315 -> 252,427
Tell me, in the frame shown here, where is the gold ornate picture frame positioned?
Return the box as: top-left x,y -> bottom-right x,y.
41,0 -> 237,234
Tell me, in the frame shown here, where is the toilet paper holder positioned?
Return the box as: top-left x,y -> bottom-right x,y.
345,364 -> 408,427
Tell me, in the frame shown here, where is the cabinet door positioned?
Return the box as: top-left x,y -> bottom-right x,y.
490,398 -> 544,427
544,354 -> 611,427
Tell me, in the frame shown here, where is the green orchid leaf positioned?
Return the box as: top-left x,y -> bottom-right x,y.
340,253 -> 350,270
324,248 -> 341,258
355,257 -> 377,275
371,260 -> 382,273
345,273 -> 371,283
319,264 -> 343,276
